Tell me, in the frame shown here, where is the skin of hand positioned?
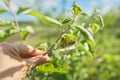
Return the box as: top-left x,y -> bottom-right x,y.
0,42 -> 50,80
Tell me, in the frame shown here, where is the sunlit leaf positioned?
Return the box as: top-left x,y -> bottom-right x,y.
73,1 -> 82,16
36,63 -> 67,73
20,30 -> 29,40
25,10 -> 62,26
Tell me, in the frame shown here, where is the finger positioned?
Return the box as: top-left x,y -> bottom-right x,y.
36,55 -> 51,63
25,55 -> 50,69
14,44 -> 44,58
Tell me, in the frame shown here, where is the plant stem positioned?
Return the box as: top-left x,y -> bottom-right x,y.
46,26 -> 72,54
46,17 -> 76,54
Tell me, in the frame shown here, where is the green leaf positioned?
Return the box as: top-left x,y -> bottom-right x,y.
77,25 -> 95,46
25,10 -> 62,26
0,9 -> 7,13
0,31 -> 6,41
20,26 -> 34,40
78,43 -> 93,56
62,18 -> 72,24
81,39 -> 95,56
97,15 -> 104,28
20,30 -> 29,40
0,20 -> 15,27
94,15 -> 104,29
73,1 -> 82,16
17,6 -> 29,14
5,28 -> 20,36
36,63 -> 67,73
0,28 -> 20,42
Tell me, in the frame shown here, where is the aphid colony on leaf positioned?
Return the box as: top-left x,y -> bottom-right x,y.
59,34 -> 76,48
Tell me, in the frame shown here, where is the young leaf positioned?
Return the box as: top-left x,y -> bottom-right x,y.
17,6 -> 29,14
73,1 -> 82,16
25,10 -> 62,26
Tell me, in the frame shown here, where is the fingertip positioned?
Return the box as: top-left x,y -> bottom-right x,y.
45,57 -> 51,62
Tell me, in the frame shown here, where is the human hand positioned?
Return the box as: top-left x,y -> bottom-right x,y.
0,42 -> 50,80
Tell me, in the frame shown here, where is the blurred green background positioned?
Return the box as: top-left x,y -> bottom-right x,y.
0,0 -> 120,80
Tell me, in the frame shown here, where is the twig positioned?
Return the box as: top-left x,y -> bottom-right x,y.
46,26 -> 72,54
46,16 -> 76,54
